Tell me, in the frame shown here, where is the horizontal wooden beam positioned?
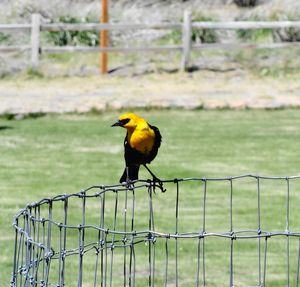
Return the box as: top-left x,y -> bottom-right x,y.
193,42 -> 300,50
41,23 -> 181,32
41,42 -> 300,54
192,21 -> 300,30
0,45 -> 30,52
0,24 -> 31,31
42,45 -> 182,53
2,21 -> 300,32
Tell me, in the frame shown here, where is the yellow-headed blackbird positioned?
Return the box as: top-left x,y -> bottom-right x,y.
112,113 -> 165,191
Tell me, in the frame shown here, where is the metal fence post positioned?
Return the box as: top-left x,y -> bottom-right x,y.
31,13 -> 41,70
181,10 -> 192,72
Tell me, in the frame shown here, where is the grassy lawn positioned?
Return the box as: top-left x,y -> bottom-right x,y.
1,109 -> 300,286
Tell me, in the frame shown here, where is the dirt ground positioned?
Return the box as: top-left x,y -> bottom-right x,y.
1,71 -> 300,115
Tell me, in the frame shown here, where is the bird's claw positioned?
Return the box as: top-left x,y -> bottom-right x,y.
148,176 -> 166,193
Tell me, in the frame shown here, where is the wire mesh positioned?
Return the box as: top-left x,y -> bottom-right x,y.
10,175 -> 300,287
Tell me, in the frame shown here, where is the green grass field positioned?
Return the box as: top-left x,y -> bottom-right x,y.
1,109 -> 300,286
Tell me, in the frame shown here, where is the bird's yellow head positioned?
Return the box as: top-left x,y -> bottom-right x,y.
111,113 -> 146,130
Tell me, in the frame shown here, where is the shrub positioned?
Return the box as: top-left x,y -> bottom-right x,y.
237,8 -> 300,43
234,0 -> 257,7
160,13 -> 218,45
192,14 -> 219,44
0,32 -> 11,44
270,12 -> 300,42
46,16 -> 99,46
236,27 -> 273,42
236,15 -> 273,43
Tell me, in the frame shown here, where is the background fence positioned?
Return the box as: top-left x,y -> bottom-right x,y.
11,175 -> 300,287
1,12 -> 300,72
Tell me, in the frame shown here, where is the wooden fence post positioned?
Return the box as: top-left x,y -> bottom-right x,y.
181,10 -> 192,72
31,13 -> 41,70
100,0 -> 109,74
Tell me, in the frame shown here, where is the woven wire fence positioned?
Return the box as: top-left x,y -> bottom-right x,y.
11,175 -> 300,287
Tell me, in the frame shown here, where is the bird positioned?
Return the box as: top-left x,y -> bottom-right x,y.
111,113 -> 165,192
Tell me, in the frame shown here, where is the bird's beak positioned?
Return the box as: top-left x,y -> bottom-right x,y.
111,120 -> 122,127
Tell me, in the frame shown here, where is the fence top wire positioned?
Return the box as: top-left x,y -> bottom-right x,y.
13,174 -> 300,240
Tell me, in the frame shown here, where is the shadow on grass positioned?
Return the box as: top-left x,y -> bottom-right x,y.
0,126 -> 13,131
1,112 -> 46,121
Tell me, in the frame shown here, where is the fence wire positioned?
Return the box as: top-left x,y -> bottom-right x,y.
10,175 -> 300,287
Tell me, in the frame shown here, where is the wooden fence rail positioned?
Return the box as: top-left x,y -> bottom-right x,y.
1,12 -> 300,72
42,22 -> 182,31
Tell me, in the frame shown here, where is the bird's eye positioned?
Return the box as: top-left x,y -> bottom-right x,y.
120,118 -> 130,125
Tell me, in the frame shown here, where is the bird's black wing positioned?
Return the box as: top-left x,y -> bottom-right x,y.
147,124 -> 162,163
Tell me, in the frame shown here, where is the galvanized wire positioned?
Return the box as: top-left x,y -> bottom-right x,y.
10,175 -> 300,287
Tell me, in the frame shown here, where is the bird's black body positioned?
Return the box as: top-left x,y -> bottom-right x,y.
120,124 -> 162,183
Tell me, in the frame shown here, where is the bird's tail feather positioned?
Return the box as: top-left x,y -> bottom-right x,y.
120,165 -> 140,183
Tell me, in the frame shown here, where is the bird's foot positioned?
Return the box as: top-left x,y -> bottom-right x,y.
149,176 -> 166,193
